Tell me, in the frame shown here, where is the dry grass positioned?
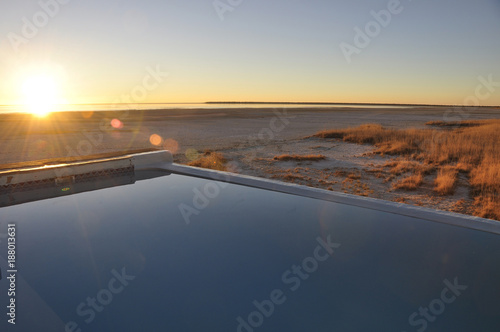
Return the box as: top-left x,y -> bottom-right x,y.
470,155 -> 500,196
313,119 -> 500,220
282,173 -> 307,181
450,199 -> 472,215
383,175 -> 395,183
393,197 -> 407,203
474,197 -> 500,220
271,173 -> 311,184
347,172 -> 362,180
188,151 -> 228,171
333,170 -> 348,177
341,178 -> 373,196
385,160 -> 435,176
273,154 -> 326,162
314,124 -> 423,155
434,166 -> 458,196
392,174 -> 424,191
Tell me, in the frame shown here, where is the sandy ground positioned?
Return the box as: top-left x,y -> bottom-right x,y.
1,106 -> 499,216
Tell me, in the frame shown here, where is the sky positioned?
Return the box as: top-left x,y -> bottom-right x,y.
1,0 -> 500,106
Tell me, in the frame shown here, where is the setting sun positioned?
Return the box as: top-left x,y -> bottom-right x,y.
22,75 -> 60,117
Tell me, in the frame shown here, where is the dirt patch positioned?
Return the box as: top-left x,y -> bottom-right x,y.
273,154 -> 326,162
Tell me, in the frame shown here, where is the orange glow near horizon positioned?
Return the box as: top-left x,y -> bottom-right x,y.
21,75 -> 61,117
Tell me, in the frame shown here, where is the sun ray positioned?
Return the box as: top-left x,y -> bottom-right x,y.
21,75 -> 60,117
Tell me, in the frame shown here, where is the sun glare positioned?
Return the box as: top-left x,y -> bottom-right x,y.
22,75 -> 59,117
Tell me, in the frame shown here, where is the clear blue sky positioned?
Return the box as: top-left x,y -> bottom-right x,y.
1,0 -> 499,105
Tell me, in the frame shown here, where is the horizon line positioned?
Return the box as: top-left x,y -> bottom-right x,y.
0,102 -> 498,108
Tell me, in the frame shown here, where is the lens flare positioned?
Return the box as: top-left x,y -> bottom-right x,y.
149,134 -> 163,146
111,119 -> 124,129
185,149 -> 200,161
163,138 -> 179,154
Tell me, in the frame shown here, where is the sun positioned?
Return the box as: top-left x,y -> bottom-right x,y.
22,75 -> 60,117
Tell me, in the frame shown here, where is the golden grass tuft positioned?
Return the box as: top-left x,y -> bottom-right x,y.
474,197 -> 500,220
385,160 -> 435,175
470,156 -> 500,196
393,197 -> 407,203
392,174 -> 424,191
434,166 -> 458,196
188,151 -> 227,171
347,172 -> 361,180
313,120 -> 500,219
273,154 -> 326,162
